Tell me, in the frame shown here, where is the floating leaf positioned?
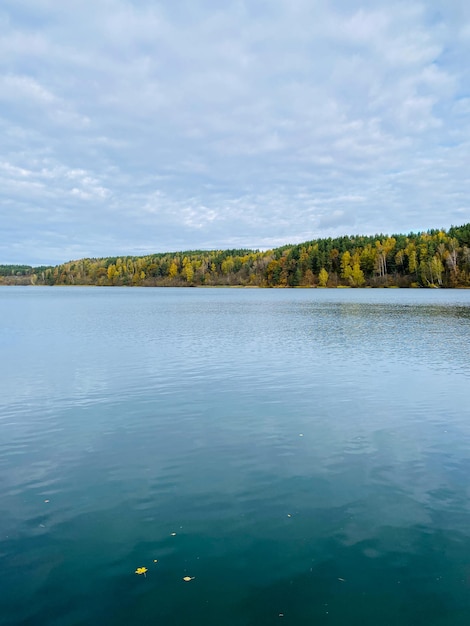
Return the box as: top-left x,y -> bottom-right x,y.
182,576 -> 195,582
135,567 -> 148,577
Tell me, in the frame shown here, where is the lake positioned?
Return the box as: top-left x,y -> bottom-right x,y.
1,287 -> 470,625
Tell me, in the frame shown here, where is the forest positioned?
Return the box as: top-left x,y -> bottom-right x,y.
1,223 -> 470,288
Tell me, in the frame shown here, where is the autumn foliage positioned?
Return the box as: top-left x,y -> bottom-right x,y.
2,223 -> 470,288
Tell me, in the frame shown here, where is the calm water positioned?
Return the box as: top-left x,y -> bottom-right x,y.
1,287 -> 470,626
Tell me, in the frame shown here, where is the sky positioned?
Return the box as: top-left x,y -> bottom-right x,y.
1,0 -> 470,265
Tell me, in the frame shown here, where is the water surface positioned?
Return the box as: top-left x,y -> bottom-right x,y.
1,287 -> 470,625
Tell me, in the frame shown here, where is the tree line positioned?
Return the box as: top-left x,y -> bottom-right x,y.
2,223 -> 470,288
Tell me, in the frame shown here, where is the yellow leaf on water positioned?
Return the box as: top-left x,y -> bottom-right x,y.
182,576 -> 195,582
135,567 -> 148,576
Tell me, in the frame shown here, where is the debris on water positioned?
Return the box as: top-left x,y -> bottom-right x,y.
287,514 -> 292,518
171,532 -> 177,536
44,500 -> 50,503
338,577 -> 346,582
299,434 -> 304,437
183,576 -> 195,582
153,559 -> 158,563
135,567 -> 148,577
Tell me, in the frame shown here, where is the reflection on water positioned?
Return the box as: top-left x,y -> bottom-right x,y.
1,287 -> 470,625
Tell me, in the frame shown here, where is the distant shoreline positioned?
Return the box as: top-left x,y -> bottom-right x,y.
2,283 -> 469,290
2,222 -> 469,289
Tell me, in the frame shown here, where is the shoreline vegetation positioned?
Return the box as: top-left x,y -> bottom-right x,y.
2,223 -> 470,289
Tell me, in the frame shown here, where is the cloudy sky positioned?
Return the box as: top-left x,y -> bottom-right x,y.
1,0 -> 470,264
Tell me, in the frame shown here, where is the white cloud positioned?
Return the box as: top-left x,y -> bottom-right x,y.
0,0 -> 469,264
1,74 -> 55,103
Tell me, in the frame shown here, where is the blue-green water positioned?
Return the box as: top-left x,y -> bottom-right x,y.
1,287 -> 470,625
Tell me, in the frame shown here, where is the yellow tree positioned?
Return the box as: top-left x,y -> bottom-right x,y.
183,262 -> 194,283
107,264 -> 116,283
430,255 -> 444,286
375,237 -> 396,277
405,243 -> 418,276
340,251 -> 353,281
350,263 -> 365,287
318,267 -> 329,287
221,257 -> 235,275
